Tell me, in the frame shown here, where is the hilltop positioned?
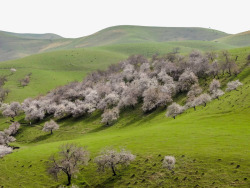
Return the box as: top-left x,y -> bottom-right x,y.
215,30 -> 250,46
0,25 -> 230,61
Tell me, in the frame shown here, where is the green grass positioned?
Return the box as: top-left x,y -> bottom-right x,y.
0,25 -> 230,62
0,48 -> 126,102
94,40 -> 236,57
0,42 -> 238,103
215,31 -> 250,47
0,47 -> 249,187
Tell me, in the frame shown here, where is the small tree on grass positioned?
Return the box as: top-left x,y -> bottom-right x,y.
166,103 -> 184,119
225,80 -> 243,92
0,145 -> 13,158
94,148 -> 136,176
162,156 -> 176,170
42,120 -> 59,135
47,143 -> 89,186
10,68 -> 17,75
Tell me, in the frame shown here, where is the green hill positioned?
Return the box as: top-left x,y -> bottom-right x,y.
66,25 -> 229,48
215,31 -> 250,47
0,30 -> 73,61
0,48 -> 126,102
94,40 -> 236,57
0,39 -> 237,102
0,30 -> 63,40
0,47 -> 249,187
0,25 -> 230,62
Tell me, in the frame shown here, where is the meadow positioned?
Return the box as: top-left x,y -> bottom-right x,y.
0,45 -> 249,187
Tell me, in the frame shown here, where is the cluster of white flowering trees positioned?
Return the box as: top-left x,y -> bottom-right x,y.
0,51 -> 244,125
0,122 -> 20,157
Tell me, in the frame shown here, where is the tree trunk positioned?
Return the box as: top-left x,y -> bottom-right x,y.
111,165 -> 116,176
194,106 -> 196,111
204,103 -> 206,107
173,116 -> 175,119
50,130 -> 53,135
67,174 -> 71,185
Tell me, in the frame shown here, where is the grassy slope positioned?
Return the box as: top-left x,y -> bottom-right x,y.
0,47 -> 249,187
215,31 -> 250,47
64,25 -> 229,48
0,48 -> 126,102
94,40 -> 236,57
0,40 -> 236,102
0,26 -> 229,62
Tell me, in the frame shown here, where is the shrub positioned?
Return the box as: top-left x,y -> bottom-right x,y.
162,156 -> 176,170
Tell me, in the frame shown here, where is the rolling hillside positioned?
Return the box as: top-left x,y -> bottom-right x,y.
0,25 -> 230,62
0,30 -> 73,61
0,47 -> 249,187
215,30 -> 250,47
0,48 -> 126,102
0,39 -> 238,102
66,25 -> 229,48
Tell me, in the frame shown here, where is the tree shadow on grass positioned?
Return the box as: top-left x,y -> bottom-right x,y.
30,133 -> 51,143
94,174 -> 123,188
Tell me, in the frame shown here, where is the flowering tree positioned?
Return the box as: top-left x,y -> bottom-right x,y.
95,148 -> 136,176
162,156 -> 176,170
166,103 -> 184,119
47,144 -> 89,185
42,120 -> 59,134
101,108 -> 119,126
0,145 -> 13,158
226,80 -> 243,92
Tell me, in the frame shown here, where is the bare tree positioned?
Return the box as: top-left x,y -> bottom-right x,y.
94,148 -> 136,176
42,120 -> 59,134
47,144 -> 89,186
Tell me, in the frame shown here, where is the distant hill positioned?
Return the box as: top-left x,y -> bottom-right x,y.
65,25 -> 229,48
215,30 -> 250,46
0,25 -> 230,62
0,30 -> 72,61
0,30 -> 62,40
